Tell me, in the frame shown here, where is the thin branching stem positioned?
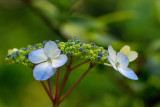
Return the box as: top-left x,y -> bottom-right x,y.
47,78 -> 55,100
54,56 -> 73,106
55,68 -> 61,101
69,56 -> 73,67
59,63 -> 96,103
40,81 -> 55,105
70,60 -> 90,71
104,63 -> 112,66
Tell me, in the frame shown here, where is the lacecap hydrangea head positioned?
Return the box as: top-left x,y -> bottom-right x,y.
6,39 -> 138,80
6,39 -> 109,67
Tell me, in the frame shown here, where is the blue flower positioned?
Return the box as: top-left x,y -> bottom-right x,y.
107,45 -> 138,80
29,41 -> 68,81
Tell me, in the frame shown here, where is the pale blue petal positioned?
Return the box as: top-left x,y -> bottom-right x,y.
33,62 -> 57,81
108,45 -> 117,62
29,49 -> 47,64
52,54 -> 68,68
117,52 -> 129,68
117,67 -> 138,80
44,41 -> 60,58
107,56 -> 117,70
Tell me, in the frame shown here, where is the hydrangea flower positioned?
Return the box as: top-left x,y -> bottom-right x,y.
120,45 -> 138,62
107,45 -> 138,80
29,41 -> 68,81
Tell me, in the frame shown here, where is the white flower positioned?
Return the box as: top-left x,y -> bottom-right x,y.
29,41 -> 68,81
107,45 -> 138,80
120,45 -> 138,62
8,48 -> 18,54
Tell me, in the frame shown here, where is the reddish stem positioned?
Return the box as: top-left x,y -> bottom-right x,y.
55,68 -> 61,101
70,60 -> 90,71
40,81 -> 55,104
47,78 -> 55,100
60,63 -> 96,103
57,65 -> 70,101
55,56 -> 73,106
69,56 -> 73,67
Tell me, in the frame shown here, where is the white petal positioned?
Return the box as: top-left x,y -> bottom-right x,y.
116,52 -> 129,68
108,45 -> 117,62
44,41 -> 60,58
33,62 -> 57,81
107,56 -> 117,70
117,67 -> 138,80
120,45 -> 130,55
128,51 -> 138,62
29,49 -> 47,64
52,54 -> 68,68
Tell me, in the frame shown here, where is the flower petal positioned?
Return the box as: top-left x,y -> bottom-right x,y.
107,56 -> 117,70
33,62 -> 57,81
108,45 -> 117,62
52,54 -> 68,68
128,51 -> 138,62
117,52 -> 129,68
44,41 -> 60,58
117,67 -> 138,80
29,49 -> 47,64
120,45 -> 130,55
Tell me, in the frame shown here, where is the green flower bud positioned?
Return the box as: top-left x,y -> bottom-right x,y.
6,39 -> 109,67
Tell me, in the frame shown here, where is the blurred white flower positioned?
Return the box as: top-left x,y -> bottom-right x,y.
29,41 -> 68,81
120,45 -> 138,62
8,48 -> 18,54
106,45 -> 138,80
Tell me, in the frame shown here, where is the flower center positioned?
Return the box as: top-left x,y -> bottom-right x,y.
47,57 -> 52,62
116,62 -> 120,67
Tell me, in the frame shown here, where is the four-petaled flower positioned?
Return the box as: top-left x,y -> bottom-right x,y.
107,45 -> 138,80
120,45 -> 138,62
29,41 -> 68,81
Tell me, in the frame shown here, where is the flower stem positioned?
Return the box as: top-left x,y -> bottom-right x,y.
55,68 -> 61,101
59,63 -> 96,103
104,63 -> 112,66
40,81 -> 55,105
54,64 -> 70,107
70,60 -> 90,71
69,56 -> 73,67
47,78 -> 55,100
54,56 -> 73,106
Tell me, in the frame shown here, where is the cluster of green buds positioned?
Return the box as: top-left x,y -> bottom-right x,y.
6,39 -> 108,67
6,43 -> 44,66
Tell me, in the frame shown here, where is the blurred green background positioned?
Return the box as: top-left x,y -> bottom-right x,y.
0,0 -> 160,107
